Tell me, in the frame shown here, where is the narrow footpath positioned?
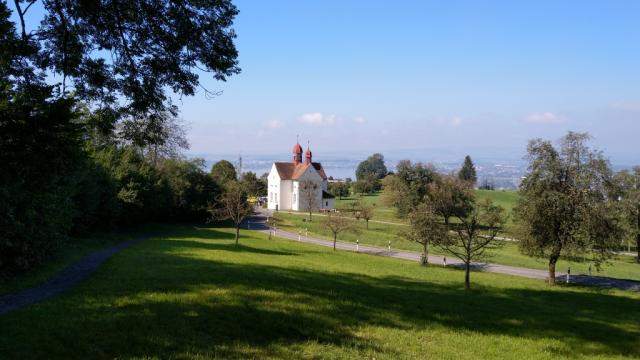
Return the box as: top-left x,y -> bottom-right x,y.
248,211 -> 640,292
0,237 -> 145,315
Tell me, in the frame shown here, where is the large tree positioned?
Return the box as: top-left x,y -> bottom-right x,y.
382,160 -> 439,216
1,0 -> 240,275
613,167 -> 640,263
10,0 -> 240,117
436,199 -> 506,289
211,160 -> 237,183
458,155 -> 477,185
427,175 -> 474,226
514,132 -> 622,285
356,153 -> 388,181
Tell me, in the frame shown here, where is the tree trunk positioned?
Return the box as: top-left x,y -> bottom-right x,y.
333,234 -> 337,251
636,232 -> 640,263
309,209 -> 312,221
366,219 -> 369,230
547,242 -> 562,285
464,261 -> 470,290
548,256 -> 559,285
422,242 -> 428,265
235,225 -> 240,246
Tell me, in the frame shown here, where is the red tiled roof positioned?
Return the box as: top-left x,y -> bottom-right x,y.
274,162 -> 328,180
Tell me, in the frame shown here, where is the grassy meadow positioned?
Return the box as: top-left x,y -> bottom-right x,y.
1,225 -> 639,359
277,189 -> 639,281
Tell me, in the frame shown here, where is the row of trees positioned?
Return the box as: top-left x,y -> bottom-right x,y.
390,132 -> 638,288
1,0 -> 241,277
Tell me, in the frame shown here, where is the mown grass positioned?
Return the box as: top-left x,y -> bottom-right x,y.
0,227 -> 153,296
276,212 -> 640,281
335,193 -> 401,223
1,225 -> 638,359
335,190 -> 520,226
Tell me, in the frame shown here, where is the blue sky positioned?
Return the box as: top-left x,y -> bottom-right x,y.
8,0 -> 640,164
180,0 -> 640,164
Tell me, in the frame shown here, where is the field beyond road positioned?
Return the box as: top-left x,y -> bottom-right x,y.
1,225 -> 638,359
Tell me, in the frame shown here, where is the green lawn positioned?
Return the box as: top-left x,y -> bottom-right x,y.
335,190 -> 520,226
335,193 -> 402,223
475,189 -> 520,214
1,225 -> 638,359
0,228 -> 149,296
276,212 -> 640,281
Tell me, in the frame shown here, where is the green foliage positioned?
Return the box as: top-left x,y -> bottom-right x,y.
328,181 -> 350,199
17,0 -> 240,117
514,132 -> 623,284
0,82 -> 83,274
1,0 -> 240,277
355,153 -> 388,181
159,158 -> 220,221
427,175 -> 474,226
241,171 -> 266,196
351,175 -> 380,195
382,160 -> 439,216
404,203 -> 448,264
458,155 -> 477,185
210,160 -> 237,183
612,167 -> 640,262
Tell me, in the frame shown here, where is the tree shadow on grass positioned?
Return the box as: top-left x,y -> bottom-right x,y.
162,227 -> 298,256
1,231 -> 639,359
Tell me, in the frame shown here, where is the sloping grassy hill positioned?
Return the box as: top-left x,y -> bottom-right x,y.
1,225 -> 638,359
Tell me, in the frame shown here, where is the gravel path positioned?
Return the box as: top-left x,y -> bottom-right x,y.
249,212 -> 640,292
0,237 -> 146,315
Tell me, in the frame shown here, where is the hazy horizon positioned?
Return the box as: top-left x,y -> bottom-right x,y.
177,1 -> 640,166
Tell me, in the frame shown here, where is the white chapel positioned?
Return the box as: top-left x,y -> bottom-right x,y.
267,141 -> 335,211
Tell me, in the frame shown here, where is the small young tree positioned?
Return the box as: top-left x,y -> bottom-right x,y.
322,212 -> 358,250
403,203 -> 448,265
358,202 -> 375,230
299,179 -> 319,221
211,181 -> 253,245
435,199 -> 506,289
458,155 -> 477,185
267,211 -> 284,239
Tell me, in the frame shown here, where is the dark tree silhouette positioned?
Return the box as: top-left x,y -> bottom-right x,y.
458,155 -> 477,185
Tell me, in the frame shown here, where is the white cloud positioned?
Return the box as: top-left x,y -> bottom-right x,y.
525,112 -> 566,124
299,112 -> 337,126
265,119 -> 285,129
354,116 -> 366,124
449,117 -> 462,127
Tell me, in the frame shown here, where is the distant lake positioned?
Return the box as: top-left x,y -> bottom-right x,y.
194,153 -> 532,189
